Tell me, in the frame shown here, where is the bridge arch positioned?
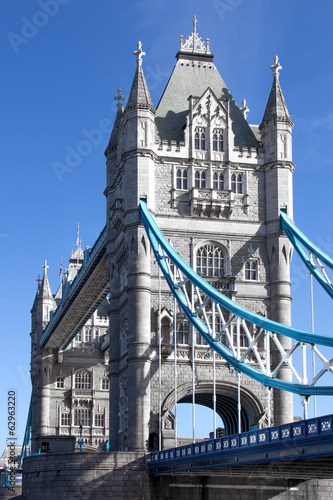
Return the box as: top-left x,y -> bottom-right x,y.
162,381 -> 264,438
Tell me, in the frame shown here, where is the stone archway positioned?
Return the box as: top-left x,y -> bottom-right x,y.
161,381 -> 264,445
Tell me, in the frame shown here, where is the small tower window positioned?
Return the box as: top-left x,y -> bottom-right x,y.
244,260 -> 258,281
94,414 -> 104,427
176,169 -> 188,190
213,172 -> 224,190
56,377 -> 64,389
102,378 -> 109,390
194,127 -> 206,150
231,173 -> 243,194
213,129 -> 223,151
194,170 -> 206,188
61,413 -> 70,426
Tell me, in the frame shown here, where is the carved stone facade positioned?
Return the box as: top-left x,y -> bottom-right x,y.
105,20 -> 294,453
30,249 -> 110,453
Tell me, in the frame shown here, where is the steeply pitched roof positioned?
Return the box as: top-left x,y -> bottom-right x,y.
260,76 -> 293,128
125,63 -> 155,114
260,56 -> 293,129
155,58 -> 259,149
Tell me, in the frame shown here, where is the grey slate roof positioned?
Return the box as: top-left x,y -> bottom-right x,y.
260,76 -> 293,129
155,58 -> 259,149
126,64 -> 155,113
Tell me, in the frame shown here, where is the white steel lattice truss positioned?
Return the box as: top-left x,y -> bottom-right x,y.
140,201 -> 333,397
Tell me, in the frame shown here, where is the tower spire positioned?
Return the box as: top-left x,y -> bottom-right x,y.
125,41 -> 155,113
260,55 -> 293,129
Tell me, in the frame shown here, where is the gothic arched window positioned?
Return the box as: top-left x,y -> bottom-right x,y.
194,170 -> 206,188
213,172 -> 224,190
176,169 -> 188,190
196,243 -> 225,278
75,371 -> 91,390
231,173 -> 243,194
194,127 -> 206,150
213,129 -> 223,151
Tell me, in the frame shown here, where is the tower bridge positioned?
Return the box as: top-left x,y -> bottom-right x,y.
21,17 -> 333,500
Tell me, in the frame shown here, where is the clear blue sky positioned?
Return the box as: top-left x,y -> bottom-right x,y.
1,0 -> 333,449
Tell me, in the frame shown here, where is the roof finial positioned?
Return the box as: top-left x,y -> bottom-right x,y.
240,99 -> 250,120
179,17 -> 211,55
36,274 -> 42,287
270,55 -> 282,78
133,41 -> 146,66
192,15 -> 197,34
114,88 -> 125,108
42,260 -> 49,275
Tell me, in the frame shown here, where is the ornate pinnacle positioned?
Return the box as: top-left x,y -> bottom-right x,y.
133,41 -> 146,66
270,55 -> 282,78
42,260 -> 49,275
114,88 -> 125,108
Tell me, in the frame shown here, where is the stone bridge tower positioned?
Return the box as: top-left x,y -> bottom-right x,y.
105,19 -> 294,452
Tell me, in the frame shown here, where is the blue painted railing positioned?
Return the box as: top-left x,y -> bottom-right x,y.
150,413 -> 333,465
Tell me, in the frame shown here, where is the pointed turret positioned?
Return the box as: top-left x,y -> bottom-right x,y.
105,88 -> 125,156
260,55 -> 293,164
40,260 -> 53,300
125,42 -> 155,114
260,56 -> 293,129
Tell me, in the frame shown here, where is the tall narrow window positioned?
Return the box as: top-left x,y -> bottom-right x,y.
177,322 -> 189,344
232,324 -> 248,348
176,169 -> 188,190
194,170 -> 206,188
84,329 -> 92,343
196,244 -> 225,278
213,172 -> 224,190
194,127 -> 206,150
75,371 -> 91,390
213,129 -> 223,151
231,173 -> 243,194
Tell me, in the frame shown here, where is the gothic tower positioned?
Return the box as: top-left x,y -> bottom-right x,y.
105,19 -> 294,452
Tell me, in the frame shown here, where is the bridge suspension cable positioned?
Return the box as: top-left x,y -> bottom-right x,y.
281,210 -> 333,299
140,201 -> 333,397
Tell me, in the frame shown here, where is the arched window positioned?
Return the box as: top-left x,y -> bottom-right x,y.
196,244 -> 225,278
176,169 -> 188,190
75,371 -> 91,390
177,321 -> 189,344
231,173 -> 243,194
213,129 -> 223,151
161,316 -> 171,343
194,127 -> 206,150
194,170 -> 206,188
213,172 -> 224,190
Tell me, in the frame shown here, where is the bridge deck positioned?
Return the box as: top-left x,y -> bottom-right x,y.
150,414 -> 333,477
40,226 -> 109,350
